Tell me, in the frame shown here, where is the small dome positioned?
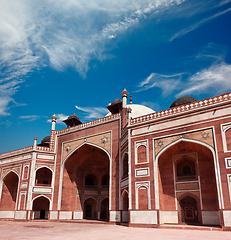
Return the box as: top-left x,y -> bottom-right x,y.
170,96 -> 197,108
41,136 -> 50,144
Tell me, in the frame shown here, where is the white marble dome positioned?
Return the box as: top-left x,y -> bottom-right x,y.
106,103 -> 155,118
126,104 -> 155,119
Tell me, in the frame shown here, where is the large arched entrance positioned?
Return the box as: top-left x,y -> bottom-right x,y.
158,139 -> 219,226
0,171 -> 19,211
62,143 -> 110,221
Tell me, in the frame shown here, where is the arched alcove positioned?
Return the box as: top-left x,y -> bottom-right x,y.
35,167 -> 52,186
62,143 -> 110,220
100,198 -> 109,220
122,190 -> 129,223
32,196 -> 50,220
137,145 -> 146,163
179,195 -> 199,224
122,153 -> 128,178
84,198 -> 97,219
157,139 -> 219,225
0,171 -> 19,211
85,174 -> 97,187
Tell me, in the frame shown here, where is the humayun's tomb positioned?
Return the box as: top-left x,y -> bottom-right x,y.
0,89 -> 231,229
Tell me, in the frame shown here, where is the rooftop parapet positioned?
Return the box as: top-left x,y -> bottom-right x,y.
130,92 -> 231,126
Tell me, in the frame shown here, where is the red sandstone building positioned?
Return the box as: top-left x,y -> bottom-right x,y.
0,89 -> 231,229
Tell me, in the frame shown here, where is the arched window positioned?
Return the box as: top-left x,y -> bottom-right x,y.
85,174 -> 97,187
35,167 -> 52,186
177,159 -> 196,180
122,154 -> 128,177
137,145 -> 146,163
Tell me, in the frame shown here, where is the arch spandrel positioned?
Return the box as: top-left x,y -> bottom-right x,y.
35,164 -> 54,171
155,129 -> 214,156
62,132 -> 111,162
2,165 -> 21,179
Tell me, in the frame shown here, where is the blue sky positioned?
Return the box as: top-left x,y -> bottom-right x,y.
1,0 -> 231,154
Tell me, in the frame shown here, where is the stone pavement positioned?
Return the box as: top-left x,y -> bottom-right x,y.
0,221 -> 230,240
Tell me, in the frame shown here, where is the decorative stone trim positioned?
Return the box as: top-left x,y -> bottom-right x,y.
221,123 -> 231,153
57,114 -> 120,136
130,93 -> 231,126
135,139 -> 149,165
135,181 -> 151,210
227,174 -> 231,204
22,164 -> 30,180
135,168 -> 149,177
32,186 -> 52,194
21,182 -> 28,189
2,165 -> 21,179
0,146 -> 33,160
121,177 -> 129,189
225,158 -> 231,169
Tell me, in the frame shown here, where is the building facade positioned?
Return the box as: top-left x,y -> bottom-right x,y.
0,90 -> 231,229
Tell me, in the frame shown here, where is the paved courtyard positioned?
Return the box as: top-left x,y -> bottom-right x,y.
0,221 -> 230,240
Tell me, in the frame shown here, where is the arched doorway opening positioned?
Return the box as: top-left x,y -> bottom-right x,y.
0,171 -> 19,211
122,191 -> 129,223
32,196 -> 50,220
35,167 -> 52,186
100,198 -> 109,220
180,195 -> 198,224
84,198 -> 97,219
62,143 -> 110,221
158,140 -> 219,225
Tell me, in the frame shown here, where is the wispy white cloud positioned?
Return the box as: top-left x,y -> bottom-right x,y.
136,62 -> 231,98
0,0 -> 230,116
171,7 -> 231,41
0,0 -> 186,116
136,72 -> 185,96
136,44 -> 231,98
76,105 -> 109,120
178,62 -> 231,96
19,115 -> 39,121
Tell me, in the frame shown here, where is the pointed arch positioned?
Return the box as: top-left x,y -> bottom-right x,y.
62,142 -> 111,165
156,137 -> 214,161
35,166 -> 52,186
32,194 -> 51,203
0,171 -> 19,211
2,169 -> 20,180
35,165 -> 53,173
83,197 -> 97,219
32,195 -> 50,220
154,137 -> 224,211
58,142 -> 111,214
